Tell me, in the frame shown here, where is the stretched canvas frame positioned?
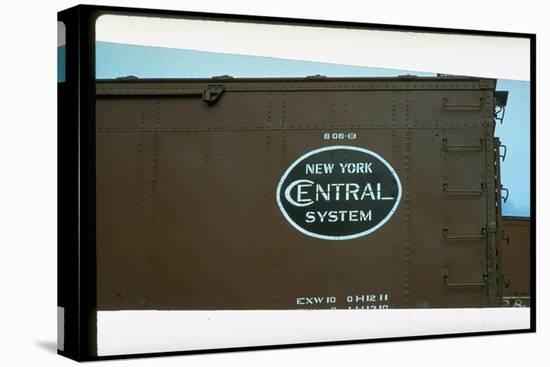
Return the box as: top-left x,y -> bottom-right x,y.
57,4 -> 536,361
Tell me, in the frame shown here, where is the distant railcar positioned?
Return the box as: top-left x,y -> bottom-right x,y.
500,216 -> 531,306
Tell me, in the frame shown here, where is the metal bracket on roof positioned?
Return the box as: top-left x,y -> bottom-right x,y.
115,75 -> 139,80
494,91 -> 508,124
305,74 -> 328,79
211,75 -> 234,80
202,85 -> 225,105
495,91 -> 509,107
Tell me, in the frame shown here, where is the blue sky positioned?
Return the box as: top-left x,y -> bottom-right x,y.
58,41 -> 530,216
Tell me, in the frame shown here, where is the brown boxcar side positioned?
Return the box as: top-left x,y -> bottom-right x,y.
95,76 -> 510,310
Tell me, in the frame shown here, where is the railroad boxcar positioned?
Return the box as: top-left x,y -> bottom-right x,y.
500,216 -> 531,307
94,75 -> 523,310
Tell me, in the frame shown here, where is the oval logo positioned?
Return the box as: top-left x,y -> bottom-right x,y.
276,145 -> 402,240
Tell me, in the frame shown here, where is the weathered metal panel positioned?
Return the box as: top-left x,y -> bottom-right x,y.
95,76 -> 503,310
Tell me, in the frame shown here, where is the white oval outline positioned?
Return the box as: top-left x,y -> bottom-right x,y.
276,145 -> 402,241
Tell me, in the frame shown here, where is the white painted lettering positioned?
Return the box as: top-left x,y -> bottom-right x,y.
304,210 -> 372,223
360,183 -> 376,200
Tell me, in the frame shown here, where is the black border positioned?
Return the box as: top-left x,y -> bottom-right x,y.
57,4 -> 536,361
58,5 -> 97,360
